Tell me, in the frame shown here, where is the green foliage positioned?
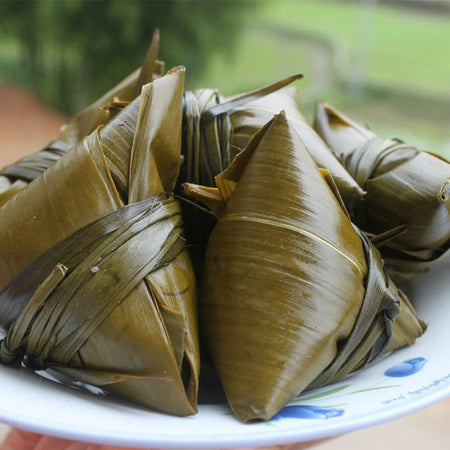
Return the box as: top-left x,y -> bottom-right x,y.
257,1 -> 450,96
0,0 -> 253,113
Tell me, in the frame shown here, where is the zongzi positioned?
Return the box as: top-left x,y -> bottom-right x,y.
314,101 -> 450,282
184,112 -> 425,422
182,80 -> 364,213
0,68 -> 200,416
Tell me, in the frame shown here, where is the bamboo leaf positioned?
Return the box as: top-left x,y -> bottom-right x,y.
0,68 -> 200,417
314,100 -> 450,282
198,112 -> 419,423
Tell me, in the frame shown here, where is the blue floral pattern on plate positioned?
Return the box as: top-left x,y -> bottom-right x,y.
272,405 -> 345,421
269,356 -> 428,423
384,357 -> 427,377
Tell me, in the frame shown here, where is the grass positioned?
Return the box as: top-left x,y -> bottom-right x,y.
1,1 -> 448,156
186,28 -> 313,95
256,0 -> 450,97
189,1 -> 450,157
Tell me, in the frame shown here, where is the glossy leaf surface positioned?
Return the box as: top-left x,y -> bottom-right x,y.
314,101 -> 450,281
0,68 -> 199,417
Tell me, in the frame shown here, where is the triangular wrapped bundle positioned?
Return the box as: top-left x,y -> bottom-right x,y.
314,101 -> 450,282
0,67 -> 200,416
182,79 -> 364,213
185,113 -> 425,422
0,30 -> 164,207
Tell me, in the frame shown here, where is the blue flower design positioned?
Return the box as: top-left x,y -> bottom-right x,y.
384,357 -> 427,377
272,405 -> 345,421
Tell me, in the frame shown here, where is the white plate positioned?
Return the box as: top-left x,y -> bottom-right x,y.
1,264 -> 449,449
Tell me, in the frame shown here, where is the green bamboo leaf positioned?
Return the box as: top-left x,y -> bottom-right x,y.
196,111 -> 424,423
0,67 -> 200,418
314,100 -> 450,283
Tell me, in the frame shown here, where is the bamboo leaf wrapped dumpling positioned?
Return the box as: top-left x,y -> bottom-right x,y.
0,67 -> 200,416
183,80 -> 364,213
186,112 -> 424,422
314,101 -> 450,281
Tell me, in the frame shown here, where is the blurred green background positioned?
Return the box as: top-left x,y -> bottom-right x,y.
0,0 -> 449,156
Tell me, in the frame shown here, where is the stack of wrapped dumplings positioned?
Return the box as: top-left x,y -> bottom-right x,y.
2,33 -> 447,422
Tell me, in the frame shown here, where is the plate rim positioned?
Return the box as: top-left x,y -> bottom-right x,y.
1,383 -> 449,448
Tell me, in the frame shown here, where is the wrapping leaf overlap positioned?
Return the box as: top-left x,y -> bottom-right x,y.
182,80 -> 364,213
314,101 -> 450,281
0,34 -> 431,423
188,113 -> 425,422
0,67 -> 200,416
